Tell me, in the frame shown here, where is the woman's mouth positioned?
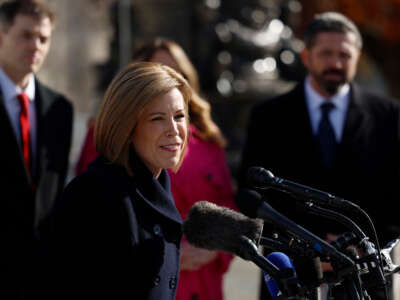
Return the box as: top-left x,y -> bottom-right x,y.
160,143 -> 181,152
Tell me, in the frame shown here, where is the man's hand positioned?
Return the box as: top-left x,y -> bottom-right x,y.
321,233 -> 340,272
322,233 -> 361,272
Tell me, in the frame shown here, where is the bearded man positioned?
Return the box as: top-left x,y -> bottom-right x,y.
238,11 -> 400,300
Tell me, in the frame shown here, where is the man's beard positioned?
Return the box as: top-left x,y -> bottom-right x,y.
314,68 -> 347,96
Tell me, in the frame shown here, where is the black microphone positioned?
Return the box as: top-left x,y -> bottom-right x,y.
246,167 -> 359,211
183,201 -> 281,276
236,189 -> 355,268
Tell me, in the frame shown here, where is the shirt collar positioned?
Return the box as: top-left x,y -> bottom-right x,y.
0,66 -> 36,102
305,76 -> 350,112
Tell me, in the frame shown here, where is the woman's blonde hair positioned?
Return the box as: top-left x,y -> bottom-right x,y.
132,37 -> 227,148
94,62 -> 192,175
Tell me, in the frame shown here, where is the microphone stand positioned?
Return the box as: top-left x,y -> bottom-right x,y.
249,168 -> 382,253
260,235 -> 322,260
304,202 -> 365,240
240,237 -> 303,299
303,202 -> 387,300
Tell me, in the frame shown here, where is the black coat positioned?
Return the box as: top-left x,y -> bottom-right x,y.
238,82 -> 400,299
0,80 -> 73,299
238,82 -> 400,244
47,153 -> 183,300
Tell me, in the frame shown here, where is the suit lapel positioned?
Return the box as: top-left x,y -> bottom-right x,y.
340,84 -> 368,148
0,90 -> 31,185
33,80 -> 50,181
291,84 -> 321,160
33,81 -> 63,228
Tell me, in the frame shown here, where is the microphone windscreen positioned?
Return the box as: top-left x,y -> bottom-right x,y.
264,252 -> 296,298
183,201 -> 263,254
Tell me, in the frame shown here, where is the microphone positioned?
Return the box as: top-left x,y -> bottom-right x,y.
264,252 -> 299,299
183,201 -> 281,276
236,189 -> 355,268
246,167 -> 359,211
183,201 -> 263,253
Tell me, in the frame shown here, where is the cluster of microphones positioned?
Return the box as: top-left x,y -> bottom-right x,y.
183,167 -> 400,300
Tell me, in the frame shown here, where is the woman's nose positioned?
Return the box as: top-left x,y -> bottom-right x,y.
166,119 -> 179,136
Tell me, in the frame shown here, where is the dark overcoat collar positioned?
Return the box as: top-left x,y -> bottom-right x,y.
129,150 -> 183,225
91,152 -> 183,226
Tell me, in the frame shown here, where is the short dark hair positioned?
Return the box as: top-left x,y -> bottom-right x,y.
0,0 -> 55,31
304,12 -> 362,49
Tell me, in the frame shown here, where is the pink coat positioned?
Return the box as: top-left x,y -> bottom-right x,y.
169,125 -> 236,300
75,124 -> 97,175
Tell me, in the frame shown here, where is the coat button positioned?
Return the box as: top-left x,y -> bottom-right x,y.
169,276 -> 177,289
191,294 -> 199,300
153,224 -> 162,235
153,275 -> 161,286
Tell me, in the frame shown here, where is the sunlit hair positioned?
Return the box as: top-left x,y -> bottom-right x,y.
132,38 -> 200,92
94,62 -> 192,176
0,0 -> 55,31
132,37 -> 227,148
304,12 -> 362,49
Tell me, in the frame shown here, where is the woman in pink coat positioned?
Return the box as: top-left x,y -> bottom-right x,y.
169,123 -> 235,300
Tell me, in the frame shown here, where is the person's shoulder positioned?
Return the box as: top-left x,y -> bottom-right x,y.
251,82 -> 303,116
353,84 -> 400,113
62,161 -> 131,216
70,158 -> 126,191
63,169 -> 105,199
36,79 -> 73,110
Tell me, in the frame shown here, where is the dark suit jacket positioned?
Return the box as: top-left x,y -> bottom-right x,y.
239,82 -> 400,245
47,153 -> 183,300
0,79 -> 73,298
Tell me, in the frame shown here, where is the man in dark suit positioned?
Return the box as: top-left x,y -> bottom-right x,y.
0,1 -> 73,298
238,12 -> 400,299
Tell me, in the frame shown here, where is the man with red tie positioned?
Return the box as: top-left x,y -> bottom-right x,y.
0,1 -> 73,298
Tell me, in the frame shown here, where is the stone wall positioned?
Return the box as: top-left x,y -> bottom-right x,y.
37,0 -> 192,178
37,0 -> 112,178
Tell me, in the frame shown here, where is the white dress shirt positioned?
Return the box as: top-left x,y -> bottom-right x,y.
0,66 -> 37,166
304,76 -> 350,142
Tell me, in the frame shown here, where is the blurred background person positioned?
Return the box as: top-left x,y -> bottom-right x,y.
0,1 -> 73,299
238,12 -> 400,300
49,62 -> 190,300
76,37 -> 236,300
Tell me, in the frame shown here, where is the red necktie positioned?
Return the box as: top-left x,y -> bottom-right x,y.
17,93 -> 31,174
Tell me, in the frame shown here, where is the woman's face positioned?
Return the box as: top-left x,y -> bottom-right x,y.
132,88 -> 187,177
